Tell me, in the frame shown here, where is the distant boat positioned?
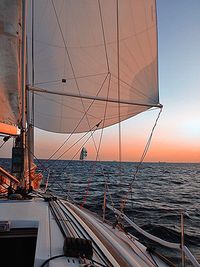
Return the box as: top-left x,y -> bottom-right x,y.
80,147 -> 87,160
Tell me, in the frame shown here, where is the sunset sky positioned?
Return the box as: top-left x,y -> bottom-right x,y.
1,0 -> 200,163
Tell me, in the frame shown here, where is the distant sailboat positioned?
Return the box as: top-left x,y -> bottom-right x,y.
80,147 -> 87,160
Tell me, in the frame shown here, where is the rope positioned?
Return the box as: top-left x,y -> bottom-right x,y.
116,0 -> 122,176
24,143 -> 49,174
119,107 -> 163,213
80,74 -> 111,208
50,1 -> 115,184
25,124 -> 100,198
51,0 -> 104,145
46,72 -> 110,163
49,126 -> 100,191
98,0 -> 110,73
40,254 -> 65,267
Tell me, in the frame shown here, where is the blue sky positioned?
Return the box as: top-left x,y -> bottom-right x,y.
155,0 -> 200,160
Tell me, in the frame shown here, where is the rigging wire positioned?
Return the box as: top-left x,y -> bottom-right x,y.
50,0 -> 116,179
46,72 -> 110,162
48,124 -> 98,162
24,143 -> 49,174
49,126 -> 100,191
32,2 -> 162,214
24,122 -> 103,200
41,62 -> 111,195
39,0 -> 158,168
24,142 -> 75,201
80,74 -> 111,208
74,1 -> 126,210
51,0 -> 98,136
119,107 -> 163,214
52,125 -> 99,161
98,0 -> 110,73
116,0 -> 122,189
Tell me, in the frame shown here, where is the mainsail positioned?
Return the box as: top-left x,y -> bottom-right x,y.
0,0 -> 21,135
27,0 -> 160,134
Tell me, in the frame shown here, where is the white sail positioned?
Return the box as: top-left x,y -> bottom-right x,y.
27,0 -> 160,134
0,0 -> 21,135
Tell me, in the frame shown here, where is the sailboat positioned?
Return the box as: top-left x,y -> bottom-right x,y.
0,0 -> 199,266
80,147 -> 87,161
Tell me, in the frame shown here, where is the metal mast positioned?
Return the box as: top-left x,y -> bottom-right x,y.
11,0 -> 27,186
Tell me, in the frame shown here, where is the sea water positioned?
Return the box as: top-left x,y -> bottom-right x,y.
1,159 -> 200,266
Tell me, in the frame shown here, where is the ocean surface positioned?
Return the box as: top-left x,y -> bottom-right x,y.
1,158 -> 200,266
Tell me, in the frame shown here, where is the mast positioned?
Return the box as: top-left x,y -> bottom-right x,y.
21,0 -> 27,167
27,0 -> 35,186
12,0 -> 27,186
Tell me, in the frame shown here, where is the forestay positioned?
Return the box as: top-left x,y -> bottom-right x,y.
27,0 -> 160,133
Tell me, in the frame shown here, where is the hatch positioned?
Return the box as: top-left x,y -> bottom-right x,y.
0,225 -> 38,267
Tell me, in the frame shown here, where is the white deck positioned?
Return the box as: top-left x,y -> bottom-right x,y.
0,197 -> 77,266
0,195 -> 169,267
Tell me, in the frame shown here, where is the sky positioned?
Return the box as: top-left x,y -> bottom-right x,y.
1,0 -> 200,163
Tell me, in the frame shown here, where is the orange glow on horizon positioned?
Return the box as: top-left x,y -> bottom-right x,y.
0,137 -> 200,163
85,137 -> 200,163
